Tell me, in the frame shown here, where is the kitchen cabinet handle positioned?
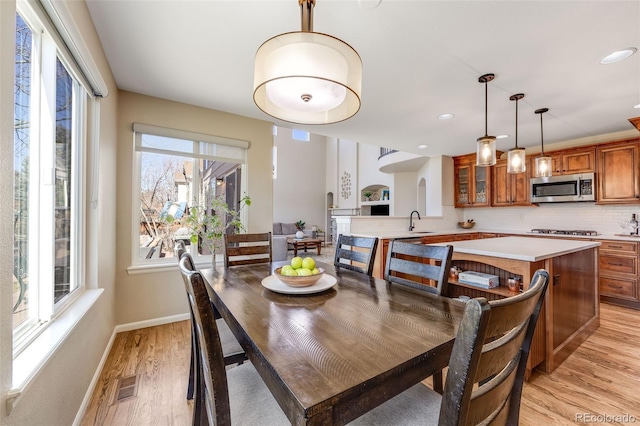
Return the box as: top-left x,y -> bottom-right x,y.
608,245 -> 623,249
607,262 -> 624,266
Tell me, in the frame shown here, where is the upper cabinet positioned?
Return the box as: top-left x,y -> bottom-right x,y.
491,158 -> 532,207
549,147 -> 596,175
454,154 -> 491,208
597,139 -> 640,204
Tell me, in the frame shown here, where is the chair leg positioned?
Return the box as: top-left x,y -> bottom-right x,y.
433,371 -> 444,394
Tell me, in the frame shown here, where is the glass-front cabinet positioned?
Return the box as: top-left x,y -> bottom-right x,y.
454,153 -> 491,207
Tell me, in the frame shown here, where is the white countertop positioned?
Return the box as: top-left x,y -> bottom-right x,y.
432,236 -> 600,262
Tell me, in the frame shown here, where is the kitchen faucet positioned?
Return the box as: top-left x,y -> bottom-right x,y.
409,210 -> 421,231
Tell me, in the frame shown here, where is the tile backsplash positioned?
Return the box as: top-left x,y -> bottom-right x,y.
464,203 -> 640,236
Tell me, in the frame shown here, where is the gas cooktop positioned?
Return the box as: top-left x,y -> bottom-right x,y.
530,228 -> 599,236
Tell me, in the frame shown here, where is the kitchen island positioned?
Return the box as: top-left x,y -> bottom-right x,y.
436,236 -> 600,376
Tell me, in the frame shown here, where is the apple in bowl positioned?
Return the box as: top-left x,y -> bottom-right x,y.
275,256 -> 324,287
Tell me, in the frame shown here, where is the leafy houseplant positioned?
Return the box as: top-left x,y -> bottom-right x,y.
186,195 -> 251,257
295,220 -> 305,230
363,191 -> 373,201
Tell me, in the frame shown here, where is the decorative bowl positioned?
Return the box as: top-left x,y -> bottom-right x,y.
458,221 -> 475,229
274,267 -> 325,288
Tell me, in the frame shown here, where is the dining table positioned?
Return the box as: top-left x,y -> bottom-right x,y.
200,261 -> 465,425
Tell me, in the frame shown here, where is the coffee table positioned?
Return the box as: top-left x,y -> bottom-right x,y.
287,237 -> 322,256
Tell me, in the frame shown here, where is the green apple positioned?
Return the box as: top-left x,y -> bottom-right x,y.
291,257 -> 303,269
281,267 -> 298,276
296,268 -> 312,276
281,265 -> 294,273
311,268 -> 320,275
301,257 -> 315,271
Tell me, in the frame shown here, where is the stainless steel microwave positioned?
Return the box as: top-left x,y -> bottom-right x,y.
530,172 -> 595,203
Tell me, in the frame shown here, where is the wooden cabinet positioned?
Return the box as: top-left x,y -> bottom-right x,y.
598,239 -> 640,308
491,158 -> 531,207
597,140 -> 640,204
549,147 -> 595,175
453,154 -> 491,208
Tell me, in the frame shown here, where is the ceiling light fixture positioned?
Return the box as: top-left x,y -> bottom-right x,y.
507,93 -> 526,174
534,108 -> 552,178
438,113 -> 454,120
253,0 -> 362,125
496,134 -> 509,139
418,144 -> 428,149
600,47 -> 637,64
476,73 -> 497,166
634,103 -> 640,109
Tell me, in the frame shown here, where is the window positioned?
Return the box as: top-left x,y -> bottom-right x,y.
132,124 -> 248,269
292,129 -> 310,142
13,5 -> 91,351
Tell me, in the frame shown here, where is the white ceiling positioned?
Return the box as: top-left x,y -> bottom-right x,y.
85,0 -> 640,157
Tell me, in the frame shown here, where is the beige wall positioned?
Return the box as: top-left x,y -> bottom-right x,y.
115,91 -> 274,324
0,1 -> 119,425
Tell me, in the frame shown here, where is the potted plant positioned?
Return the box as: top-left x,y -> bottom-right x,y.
186,194 -> 251,262
295,220 -> 305,239
363,191 -> 373,201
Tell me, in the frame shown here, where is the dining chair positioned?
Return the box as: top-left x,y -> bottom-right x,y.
333,234 -> 379,276
224,232 -> 272,268
178,256 -> 288,426
385,240 -> 453,296
174,241 -> 246,402
350,268 -> 550,426
384,240 -> 454,393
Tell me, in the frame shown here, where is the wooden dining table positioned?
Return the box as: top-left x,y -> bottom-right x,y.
200,261 -> 465,425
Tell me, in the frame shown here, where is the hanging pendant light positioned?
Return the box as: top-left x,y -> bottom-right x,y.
476,73 -> 497,166
534,108 -> 552,177
507,93 -> 526,173
253,0 -> 362,125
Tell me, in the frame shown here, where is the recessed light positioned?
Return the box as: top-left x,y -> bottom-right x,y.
496,134 -> 509,139
438,113 -> 454,120
600,47 -> 637,64
634,103 -> 640,109
417,144 -> 428,149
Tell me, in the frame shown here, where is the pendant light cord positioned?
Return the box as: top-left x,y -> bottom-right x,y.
484,82 -> 488,136
539,111 -> 544,155
515,97 -> 519,148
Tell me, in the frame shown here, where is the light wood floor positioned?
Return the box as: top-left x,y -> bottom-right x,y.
81,303 -> 640,425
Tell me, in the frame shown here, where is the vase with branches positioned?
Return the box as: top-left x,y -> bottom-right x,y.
185,194 -> 251,260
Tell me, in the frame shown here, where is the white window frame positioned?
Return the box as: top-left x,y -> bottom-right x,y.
12,2 -> 92,354
128,123 -> 249,273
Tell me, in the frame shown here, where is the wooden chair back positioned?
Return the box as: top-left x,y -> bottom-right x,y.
385,240 -> 453,296
179,256 -> 232,425
440,269 -> 549,425
224,232 -> 272,268
333,234 -> 379,276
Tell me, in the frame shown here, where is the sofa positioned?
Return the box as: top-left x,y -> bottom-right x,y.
272,222 -> 312,261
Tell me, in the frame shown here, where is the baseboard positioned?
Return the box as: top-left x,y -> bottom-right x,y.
113,313 -> 190,333
72,313 -> 190,425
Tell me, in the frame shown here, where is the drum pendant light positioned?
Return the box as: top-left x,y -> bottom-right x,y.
476,74 -> 497,166
507,93 -> 526,173
534,108 -> 553,177
253,0 -> 362,125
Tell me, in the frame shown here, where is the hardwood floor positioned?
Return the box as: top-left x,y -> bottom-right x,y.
81,303 -> 640,425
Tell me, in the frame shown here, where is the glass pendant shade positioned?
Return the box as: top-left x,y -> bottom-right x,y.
535,155 -> 553,177
476,136 -> 497,166
476,74 -> 496,166
507,147 -> 526,173
253,2 -> 362,125
507,93 -> 526,173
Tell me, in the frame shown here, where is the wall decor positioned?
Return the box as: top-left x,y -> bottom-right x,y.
341,171 -> 352,200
